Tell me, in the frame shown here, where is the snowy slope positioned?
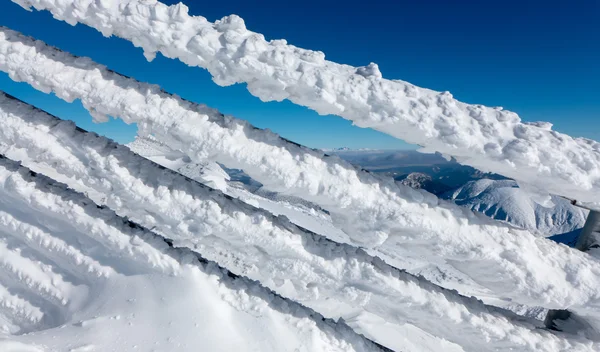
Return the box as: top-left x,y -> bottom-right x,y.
0,156 -> 383,352
446,179 -> 589,236
128,134 -> 230,191
11,0 -> 600,204
3,28 -> 600,316
4,93 -> 600,352
128,135 -> 343,239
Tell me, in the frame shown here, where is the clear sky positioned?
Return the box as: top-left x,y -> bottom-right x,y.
0,0 -> 598,149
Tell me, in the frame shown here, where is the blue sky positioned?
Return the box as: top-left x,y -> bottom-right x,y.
0,0 -> 598,149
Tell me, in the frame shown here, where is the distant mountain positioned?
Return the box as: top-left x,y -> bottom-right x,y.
443,179 -> 588,237
330,149 -> 451,170
333,149 -> 505,189
395,172 -> 452,195
332,149 -> 587,237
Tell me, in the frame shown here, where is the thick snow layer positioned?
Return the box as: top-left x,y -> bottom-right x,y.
2,28 -> 600,317
3,94 -> 600,351
0,157 -> 383,352
11,0 -> 600,204
446,179 -> 589,236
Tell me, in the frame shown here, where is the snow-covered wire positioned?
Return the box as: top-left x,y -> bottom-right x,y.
11,0 -> 600,204
2,28 -> 600,317
3,92 -> 600,351
0,154 -> 387,352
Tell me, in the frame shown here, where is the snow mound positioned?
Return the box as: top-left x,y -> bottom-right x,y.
11,0 -> 600,204
3,28 -> 600,318
446,179 -> 589,237
0,156 -> 384,352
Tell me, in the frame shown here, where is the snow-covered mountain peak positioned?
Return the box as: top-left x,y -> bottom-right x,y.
445,179 -> 588,236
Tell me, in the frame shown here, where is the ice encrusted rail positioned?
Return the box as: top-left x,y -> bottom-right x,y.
2,28 -> 600,318
5,92 -> 600,351
11,0 -> 600,204
0,155 -> 387,352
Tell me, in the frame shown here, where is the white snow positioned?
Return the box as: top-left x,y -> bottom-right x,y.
446,179 -> 589,237
0,1 -> 597,350
6,93 -> 599,351
11,0 -> 600,204
128,135 -> 348,242
2,28 -> 600,319
128,134 -> 231,192
0,156 -> 384,352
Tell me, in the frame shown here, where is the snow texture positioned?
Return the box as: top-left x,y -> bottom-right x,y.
11,0 -> 600,204
6,93 -> 600,351
0,156 -> 384,352
446,179 -> 589,237
127,138 -> 558,322
128,134 -> 231,192
3,28 -> 600,318
397,172 -> 452,195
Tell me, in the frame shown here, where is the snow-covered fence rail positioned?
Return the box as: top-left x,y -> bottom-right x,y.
4,92 -> 597,352
576,211 -> 600,252
0,155 -> 387,352
1,27 -> 600,317
12,0 -> 600,204
545,209 -> 600,330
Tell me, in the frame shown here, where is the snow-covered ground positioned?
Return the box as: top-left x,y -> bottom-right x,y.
0,156 -> 384,352
7,92 -> 600,351
11,0 -> 600,205
2,27 -> 600,317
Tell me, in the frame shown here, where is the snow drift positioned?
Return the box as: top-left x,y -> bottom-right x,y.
2,28 -> 600,316
0,156 -> 383,352
11,0 -> 600,204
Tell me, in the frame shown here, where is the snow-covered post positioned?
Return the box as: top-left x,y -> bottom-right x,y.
545,207 -> 600,330
575,209 -> 600,251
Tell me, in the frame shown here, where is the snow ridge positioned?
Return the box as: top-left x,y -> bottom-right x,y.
2,28 -> 600,316
0,155 -> 386,352
6,92 -> 600,351
11,0 -> 600,204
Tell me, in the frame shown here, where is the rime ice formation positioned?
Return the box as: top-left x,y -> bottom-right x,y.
0,156 -> 383,352
1,28 -> 599,316
12,0 -> 600,203
5,93 -> 599,351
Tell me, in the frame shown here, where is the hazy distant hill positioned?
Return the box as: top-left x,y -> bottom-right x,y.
333,149 -> 586,238
444,179 -> 588,237
331,149 -> 505,189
